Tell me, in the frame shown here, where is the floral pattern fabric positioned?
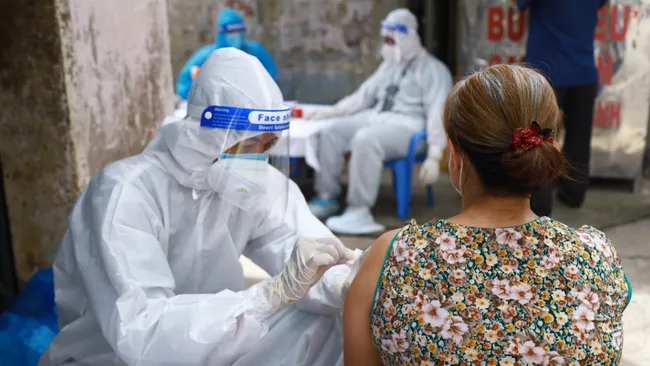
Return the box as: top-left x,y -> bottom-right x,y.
371,217 -> 629,365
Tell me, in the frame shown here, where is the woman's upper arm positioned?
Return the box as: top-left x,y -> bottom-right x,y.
343,229 -> 399,366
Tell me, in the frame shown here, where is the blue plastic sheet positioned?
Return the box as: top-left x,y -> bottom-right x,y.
0,269 -> 58,366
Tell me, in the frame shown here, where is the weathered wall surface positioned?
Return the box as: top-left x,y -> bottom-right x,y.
60,0 -> 174,189
167,0 -> 406,103
0,0 -> 74,284
0,0 -> 173,282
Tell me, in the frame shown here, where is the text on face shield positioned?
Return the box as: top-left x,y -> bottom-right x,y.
200,105 -> 290,132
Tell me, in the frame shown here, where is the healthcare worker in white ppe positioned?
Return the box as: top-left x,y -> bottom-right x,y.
39,48 -> 356,366
305,8 -> 452,235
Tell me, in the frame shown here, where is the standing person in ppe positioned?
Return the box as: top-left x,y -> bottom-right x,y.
175,7 -> 277,100
39,48 -> 354,366
304,8 -> 452,235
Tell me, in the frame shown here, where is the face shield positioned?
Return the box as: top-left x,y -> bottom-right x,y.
200,105 -> 291,215
379,9 -> 421,63
220,23 -> 246,49
166,47 -> 292,225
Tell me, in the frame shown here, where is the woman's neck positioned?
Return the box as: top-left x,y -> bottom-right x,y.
450,191 -> 539,228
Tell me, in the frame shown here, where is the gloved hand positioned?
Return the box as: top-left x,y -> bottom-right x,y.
337,248 -> 366,299
302,107 -> 340,120
419,146 -> 442,185
266,237 -> 356,311
316,248 -> 364,300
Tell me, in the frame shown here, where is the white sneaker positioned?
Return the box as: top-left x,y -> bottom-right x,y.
326,208 -> 385,235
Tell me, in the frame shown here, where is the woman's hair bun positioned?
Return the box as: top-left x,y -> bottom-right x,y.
443,64 -> 569,195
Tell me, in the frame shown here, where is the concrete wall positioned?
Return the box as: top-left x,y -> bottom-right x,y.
60,0 -> 174,189
167,0 -> 406,103
0,0 -> 173,283
0,0 -> 72,284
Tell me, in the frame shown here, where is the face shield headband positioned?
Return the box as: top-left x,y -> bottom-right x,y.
219,23 -> 247,34
381,21 -> 409,35
200,105 -> 290,132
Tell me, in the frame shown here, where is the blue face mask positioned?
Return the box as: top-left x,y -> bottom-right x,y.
224,33 -> 245,49
219,152 -> 268,161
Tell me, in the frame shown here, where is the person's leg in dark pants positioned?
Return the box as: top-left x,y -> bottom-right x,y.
557,83 -> 598,207
530,88 -> 568,217
530,182 -> 553,217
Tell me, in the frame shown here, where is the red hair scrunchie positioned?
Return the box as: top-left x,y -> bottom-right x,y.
511,121 -> 554,151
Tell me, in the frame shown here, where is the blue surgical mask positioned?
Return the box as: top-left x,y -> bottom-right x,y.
219,152 -> 268,161
224,33 -> 245,49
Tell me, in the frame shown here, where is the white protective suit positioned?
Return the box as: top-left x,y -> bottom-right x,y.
306,8 -> 452,234
39,48 -> 355,366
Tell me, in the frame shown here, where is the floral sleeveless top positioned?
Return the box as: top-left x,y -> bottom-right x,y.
370,217 -> 630,365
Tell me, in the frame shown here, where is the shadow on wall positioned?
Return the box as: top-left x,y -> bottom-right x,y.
278,70 -> 369,104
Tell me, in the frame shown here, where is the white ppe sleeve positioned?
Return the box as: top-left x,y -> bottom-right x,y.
76,182 -> 277,366
244,180 -> 336,277
332,62 -> 390,116
423,60 -> 453,159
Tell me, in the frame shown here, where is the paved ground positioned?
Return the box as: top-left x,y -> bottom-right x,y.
242,174 -> 650,362
605,218 -> 650,366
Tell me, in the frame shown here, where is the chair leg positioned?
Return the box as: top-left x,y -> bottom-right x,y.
393,161 -> 412,220
426,185 -> 435,207
290,157 -> 302,178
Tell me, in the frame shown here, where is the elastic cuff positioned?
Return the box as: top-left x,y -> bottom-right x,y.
241,279 -> 279,323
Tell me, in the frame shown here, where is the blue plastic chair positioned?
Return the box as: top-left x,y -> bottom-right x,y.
289,157 -> 305,178
384,130 -> 434,219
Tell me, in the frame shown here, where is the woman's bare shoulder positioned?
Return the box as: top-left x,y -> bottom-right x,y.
348,229 -> 401,298
364,229 -> 401,265
361,220 -> 432,270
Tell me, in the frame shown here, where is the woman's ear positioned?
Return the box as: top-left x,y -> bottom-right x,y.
447,139 -> 459,168
447,138 -> 455,156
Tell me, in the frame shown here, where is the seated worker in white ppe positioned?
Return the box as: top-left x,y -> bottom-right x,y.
39,48 -> 356,366
305,8 -> 452,235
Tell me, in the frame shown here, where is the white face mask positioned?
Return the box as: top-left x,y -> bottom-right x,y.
448,151 -> 464,196
380,44 -> 401,62
207,154 -> 269,211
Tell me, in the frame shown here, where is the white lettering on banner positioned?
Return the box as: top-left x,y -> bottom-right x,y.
248,110 -> 291,125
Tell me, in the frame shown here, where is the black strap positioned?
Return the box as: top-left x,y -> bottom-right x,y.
379,56 -> 418,112
401,56 -> 417,77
